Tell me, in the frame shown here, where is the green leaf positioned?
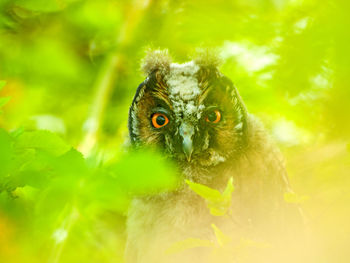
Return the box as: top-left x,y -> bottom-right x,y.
186,178 -> 234,216
185,180 -> 222,202
12,185 -> 39,202
0,191 -> 12,208
0,128 -> 14,177
223,177 -> 234,199
14,130 -> 71,156
284,192 -> 309,204
13,0 -> 67,13
51,148 -> 88,177
208,205 -> 228,216
211,224 -> 231,246
109,150 -> 179,194
165,238 -> 214,255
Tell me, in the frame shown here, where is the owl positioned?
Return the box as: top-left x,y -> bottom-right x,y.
125,50 -> 304,263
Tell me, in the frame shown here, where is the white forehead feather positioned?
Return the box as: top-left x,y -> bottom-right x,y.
165,61 -> 203,119
166,61 -> 200,101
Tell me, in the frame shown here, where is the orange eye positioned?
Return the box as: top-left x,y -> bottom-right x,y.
205,110 -> 221,123
151,113 -> 169,128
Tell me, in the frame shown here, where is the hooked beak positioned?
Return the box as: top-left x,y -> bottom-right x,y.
179,123 -> 194,162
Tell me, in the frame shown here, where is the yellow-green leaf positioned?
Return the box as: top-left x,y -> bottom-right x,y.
186,180 -> 222,202
211,224 -> 231,246
186,178 -> 235,217
223,177 -> 234,199
15,130 -> 71,156
12,186 -> 39,202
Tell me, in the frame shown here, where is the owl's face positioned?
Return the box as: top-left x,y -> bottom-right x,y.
129,56 -> 247,168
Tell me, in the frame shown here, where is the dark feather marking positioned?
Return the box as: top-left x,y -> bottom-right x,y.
197,67 -> 213,104
198,85 -> 212,105
128,82 -> 147,143
152,71 -> 172,109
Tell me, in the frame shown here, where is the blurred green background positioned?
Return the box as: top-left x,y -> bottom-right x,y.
0,0 -> 349,262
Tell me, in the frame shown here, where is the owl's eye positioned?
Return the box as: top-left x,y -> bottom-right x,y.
151,113 -> 169,128
205,109 -> 221,124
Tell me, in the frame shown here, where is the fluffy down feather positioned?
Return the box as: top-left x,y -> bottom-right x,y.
126,50 -> 305,263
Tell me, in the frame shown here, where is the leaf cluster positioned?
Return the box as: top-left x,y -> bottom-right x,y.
0,127 -> 178,263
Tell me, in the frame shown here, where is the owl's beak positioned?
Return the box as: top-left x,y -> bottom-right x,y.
182,137 -> 193,162
179,123 -> 194,162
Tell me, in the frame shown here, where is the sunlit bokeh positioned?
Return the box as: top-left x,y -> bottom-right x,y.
0,0 -> 349,262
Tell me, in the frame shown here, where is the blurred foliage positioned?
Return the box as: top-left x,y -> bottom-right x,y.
0,0 -> 349,262
186,177 -> 234,216
0,127 -> 178,263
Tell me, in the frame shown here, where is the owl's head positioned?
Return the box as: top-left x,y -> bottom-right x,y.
128,50 -> 248,168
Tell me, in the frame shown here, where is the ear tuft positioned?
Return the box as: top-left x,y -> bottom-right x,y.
141,49 -> 172,75
193,48 -> 222,69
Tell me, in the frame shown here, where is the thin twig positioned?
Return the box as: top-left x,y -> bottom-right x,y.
78,0 -> 152,156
